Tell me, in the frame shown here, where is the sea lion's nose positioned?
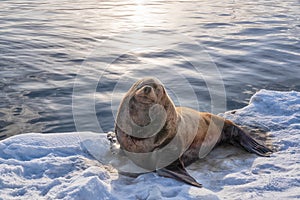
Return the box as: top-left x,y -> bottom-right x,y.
143,86 -> 152,94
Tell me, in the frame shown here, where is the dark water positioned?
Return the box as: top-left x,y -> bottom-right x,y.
0,0 -> 299,139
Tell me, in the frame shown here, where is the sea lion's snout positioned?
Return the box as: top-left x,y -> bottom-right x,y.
135,84 -> 157,104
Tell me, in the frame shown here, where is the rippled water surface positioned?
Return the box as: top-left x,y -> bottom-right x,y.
0,0 -> 299,138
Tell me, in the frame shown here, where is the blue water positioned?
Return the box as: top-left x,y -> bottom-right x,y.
0,0 -> 299,138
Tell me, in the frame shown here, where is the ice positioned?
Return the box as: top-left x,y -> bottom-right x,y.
0,90 -> 299,199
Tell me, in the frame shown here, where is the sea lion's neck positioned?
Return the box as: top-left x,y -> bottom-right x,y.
154,102 -> 178,146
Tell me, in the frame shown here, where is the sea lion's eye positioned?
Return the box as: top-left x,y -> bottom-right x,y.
136,82 -> 144,90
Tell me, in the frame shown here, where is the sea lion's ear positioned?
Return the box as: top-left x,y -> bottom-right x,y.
156,159 -> 202,188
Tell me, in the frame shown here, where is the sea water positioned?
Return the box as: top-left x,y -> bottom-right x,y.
0,0 -> 299,138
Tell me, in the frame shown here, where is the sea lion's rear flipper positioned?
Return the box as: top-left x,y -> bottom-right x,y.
228,125 -> 273,157
239,131 -> 273,156
156,159 -> 202,188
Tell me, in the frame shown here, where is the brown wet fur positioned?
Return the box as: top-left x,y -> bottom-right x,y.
115,77 -> 273,187
179,111 -> 229,167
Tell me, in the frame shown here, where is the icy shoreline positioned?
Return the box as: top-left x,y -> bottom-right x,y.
0,90 -> 299,200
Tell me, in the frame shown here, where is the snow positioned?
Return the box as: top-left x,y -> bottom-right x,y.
0,89 -> 299,200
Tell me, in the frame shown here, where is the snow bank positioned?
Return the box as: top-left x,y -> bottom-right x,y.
0,90 -> 299,200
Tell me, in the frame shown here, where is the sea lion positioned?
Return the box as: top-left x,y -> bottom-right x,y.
112,77 -> 273,187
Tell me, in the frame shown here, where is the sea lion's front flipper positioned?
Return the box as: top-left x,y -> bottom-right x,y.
156,159 -> 202,188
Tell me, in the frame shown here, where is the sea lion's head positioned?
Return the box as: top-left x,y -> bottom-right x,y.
128,77 -> 173,126
133,78 -> 164,106
116,77 -> 177,139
